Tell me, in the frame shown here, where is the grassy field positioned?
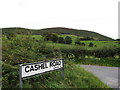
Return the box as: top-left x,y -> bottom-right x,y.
30,35 -> 120,67
31,35 -> 118,50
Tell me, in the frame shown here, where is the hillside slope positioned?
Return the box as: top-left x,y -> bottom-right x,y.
2,27 -> 114,41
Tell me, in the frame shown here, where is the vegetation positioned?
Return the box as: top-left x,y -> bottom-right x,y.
65,36 -> 72,44
75,38 -> 81,45
2,34 -> 111,88
2,27 -> 114,41
80,37 -> 94,41
58,37 -> 65,44
2,61 -> 109,88
77,57 -> 120,67
42,32 -> 59,43
2,27 -> 120,88
89,42 -> 94,47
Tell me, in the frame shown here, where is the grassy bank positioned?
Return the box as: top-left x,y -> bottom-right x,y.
2,61 -> 110,88
23,61 -> 109,88
76,57 -> 120,67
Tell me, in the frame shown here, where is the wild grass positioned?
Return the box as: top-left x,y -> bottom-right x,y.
22,61 -> 110,88
2,35 -> 111,88
76,56 -> 120,67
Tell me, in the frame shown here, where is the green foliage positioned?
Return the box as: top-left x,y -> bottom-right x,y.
81,42 -> 86,46
58,37 -> 65,44
2,34 -> 118,88
80,37 -> 94,40
89,42 -> 94,47
42,32 -> 58,43
2,61 -> 109,88
2,62 -> 19,88
2,35 -> 61,65
75,38 -> 81,45
65,36 -> 72,44
77,57 -> 120,67
2,27 -> 114,41
51,33 -> 58,43
118,41 -> 120,44
6,31 -> 16,40
42,32 -> 53,41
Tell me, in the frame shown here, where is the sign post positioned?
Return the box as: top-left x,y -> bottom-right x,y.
19,64 -> 23,89
61,69 -> 64,80
19,59 -> 64,88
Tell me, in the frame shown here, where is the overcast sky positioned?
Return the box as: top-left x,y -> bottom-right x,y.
0,0 -> 119,39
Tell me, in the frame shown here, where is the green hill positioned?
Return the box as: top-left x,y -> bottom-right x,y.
2,27 -> 114,41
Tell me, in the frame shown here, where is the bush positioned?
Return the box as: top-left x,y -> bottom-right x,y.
6,32 -> 16,40
2,35 -> 62,65
51,34 -> 58,43
65,36 -> 72,44
42,32 -> 58,43
2,62 -> 19,88
81,43 -> 86,46
42,32 -> 52,41
75,38 -> 81,45
89,42 -> 94,47
58,37 -> 65,44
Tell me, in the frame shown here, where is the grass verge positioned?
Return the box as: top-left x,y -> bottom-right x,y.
76,57 -> 120,67
21,61 -> 110,88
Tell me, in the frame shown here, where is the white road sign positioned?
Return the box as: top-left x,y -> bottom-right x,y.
20,59 -> 64,78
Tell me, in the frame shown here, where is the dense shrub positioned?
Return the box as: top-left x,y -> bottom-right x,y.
42,32 -> 58,43
89,42 -> 94,47
75,38 -> 81,45
2,35 -> 61,65
2,62 -> 19,88
51,34 -> 58,43
65,36 -> 72,44
58,37 -> 65,44
6,32 -> 16,40
81,43 -> 86,46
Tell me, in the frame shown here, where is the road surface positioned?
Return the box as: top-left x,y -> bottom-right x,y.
80,65 -> 119,88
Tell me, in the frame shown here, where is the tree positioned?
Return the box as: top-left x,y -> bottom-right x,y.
42,32 -> 58,43
75,38 -> 81,45
65,36 -> 72,44
42,32 -> 52,41
116,39 -> 120,41
89,42 -> 94,47
51,34 -> 58,43
81,43 -> 85,46
58,37 -> 65,44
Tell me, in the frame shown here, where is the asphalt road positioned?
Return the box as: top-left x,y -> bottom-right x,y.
80,65 -> 119,88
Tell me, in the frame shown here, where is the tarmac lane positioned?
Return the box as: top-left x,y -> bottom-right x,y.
80,64 -> 119,88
